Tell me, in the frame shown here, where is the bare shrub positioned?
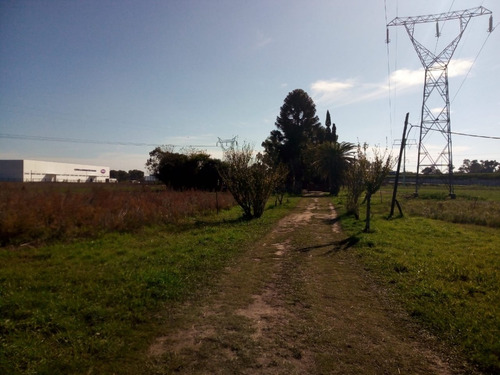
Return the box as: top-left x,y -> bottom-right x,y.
343,144 -> 393,231
219,144 -> 287,219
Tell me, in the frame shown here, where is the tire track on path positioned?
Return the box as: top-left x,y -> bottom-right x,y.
147,196 -> 477,374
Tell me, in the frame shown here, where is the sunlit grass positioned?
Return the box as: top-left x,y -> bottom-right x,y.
393,185 -> 500,227
0,195 -> 298,374
335,185 -> 500,373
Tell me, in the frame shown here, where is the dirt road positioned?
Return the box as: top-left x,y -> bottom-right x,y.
147,196 -> 476,374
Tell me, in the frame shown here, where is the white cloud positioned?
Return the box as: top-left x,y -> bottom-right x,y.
310,58 -> 473,107
390,68 -> 423,89
310,78 -> 358,106
449,58 -> 473,77
310,77 -> 390,107
310,80 -> 354,93
389,58 -> 473,89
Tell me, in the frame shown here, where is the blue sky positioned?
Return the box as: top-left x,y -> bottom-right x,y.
1,0 -> 499,173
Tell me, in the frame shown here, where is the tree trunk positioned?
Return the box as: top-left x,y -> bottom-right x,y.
364,193 -> 372,232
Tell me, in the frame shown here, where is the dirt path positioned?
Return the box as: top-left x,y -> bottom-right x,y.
146,196 -> 476,374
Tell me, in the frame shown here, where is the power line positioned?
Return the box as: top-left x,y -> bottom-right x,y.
0,133 -> 218,148
451,130 -> 500,140
387,6 -> 493,197
384,0 -> 393,140
451,22 -> 497,104
433,0 -> 456,54
411,126 -> 500,140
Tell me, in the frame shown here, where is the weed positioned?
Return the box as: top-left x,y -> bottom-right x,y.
0,183 -> 235,246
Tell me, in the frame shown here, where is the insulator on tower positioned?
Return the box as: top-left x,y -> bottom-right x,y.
386,6 -> 493,198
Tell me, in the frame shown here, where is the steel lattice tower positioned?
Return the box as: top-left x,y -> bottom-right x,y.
387,6 -> 492,197
216,136 -> 238,151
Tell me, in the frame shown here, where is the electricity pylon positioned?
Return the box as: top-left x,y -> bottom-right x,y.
216,136 -> 238,151
387,6 -> 492,197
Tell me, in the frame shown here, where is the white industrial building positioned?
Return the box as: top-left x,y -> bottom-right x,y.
0,160 -> 110,183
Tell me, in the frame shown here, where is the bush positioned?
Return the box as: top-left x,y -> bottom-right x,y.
219,145 -> 286,219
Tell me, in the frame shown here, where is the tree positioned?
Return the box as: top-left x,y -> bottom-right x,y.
362,147 -> 393,232
145,146 -> 174,176
343,144 -> 393,231
459,159 -> 499,173
146,146 -> 221,190
482,160 -> 500,173
324,110 -> 338,143
128,169 -> 144,182
219,144 -> 286,219
344,145 -> 369,220
325,110 -> 332,141
331,121 -> 338,144
110,170 -> 129,182
312,141 -> 355,195
422,166 -> 441,175
262,89 -> 324,193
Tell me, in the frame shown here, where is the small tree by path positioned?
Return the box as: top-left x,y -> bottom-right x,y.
344,145 -> 368,219
363,147 -> 393,232
219,144 -> 286,219
344,144 -> 393,231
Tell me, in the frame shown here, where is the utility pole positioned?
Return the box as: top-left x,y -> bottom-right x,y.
390,113 -> 409,218
393,129 -> 417,186
387,6 -> 492,198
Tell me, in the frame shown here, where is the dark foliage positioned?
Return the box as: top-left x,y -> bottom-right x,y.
110,169 -> 145,182
262,89 -> 326,193
458,159 -> 499,174
146,148 -> 222,191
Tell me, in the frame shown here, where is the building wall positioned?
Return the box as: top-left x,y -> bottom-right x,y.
0,160 -> 110,183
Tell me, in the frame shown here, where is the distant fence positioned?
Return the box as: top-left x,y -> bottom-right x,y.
386,174 -> 500,187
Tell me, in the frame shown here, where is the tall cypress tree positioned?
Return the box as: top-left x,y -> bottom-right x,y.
325,110 -> 338,143
325,110 -> 332,141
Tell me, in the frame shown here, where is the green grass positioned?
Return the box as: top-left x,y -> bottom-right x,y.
335,186 -> 500,373
396,185 -> 500,227
0,197 -> 299,374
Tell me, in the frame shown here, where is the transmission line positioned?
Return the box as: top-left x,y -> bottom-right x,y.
413,126 -> 500,140
450,130 -> 500,140
0,133 -> 217,149
451,21 -> 498,104
387,5 -> 493,198
384,0 -> 393,141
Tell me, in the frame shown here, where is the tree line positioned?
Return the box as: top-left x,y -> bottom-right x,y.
458,159 -> 499,174
147,89 -> 392,230
110,169 -> 145,182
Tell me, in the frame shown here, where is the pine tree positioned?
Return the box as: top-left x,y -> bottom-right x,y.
262,89 -> 323,193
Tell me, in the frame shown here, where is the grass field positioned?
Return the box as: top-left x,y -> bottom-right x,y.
0,185 -> 299,374
334,184 -> 500,373
0,182 -> 235,246
1,182 -> 499,373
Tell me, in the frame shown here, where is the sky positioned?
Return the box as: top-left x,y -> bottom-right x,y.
1,0 -> 499,173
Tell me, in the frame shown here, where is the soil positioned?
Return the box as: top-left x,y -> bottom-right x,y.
146,195 -> 480,374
